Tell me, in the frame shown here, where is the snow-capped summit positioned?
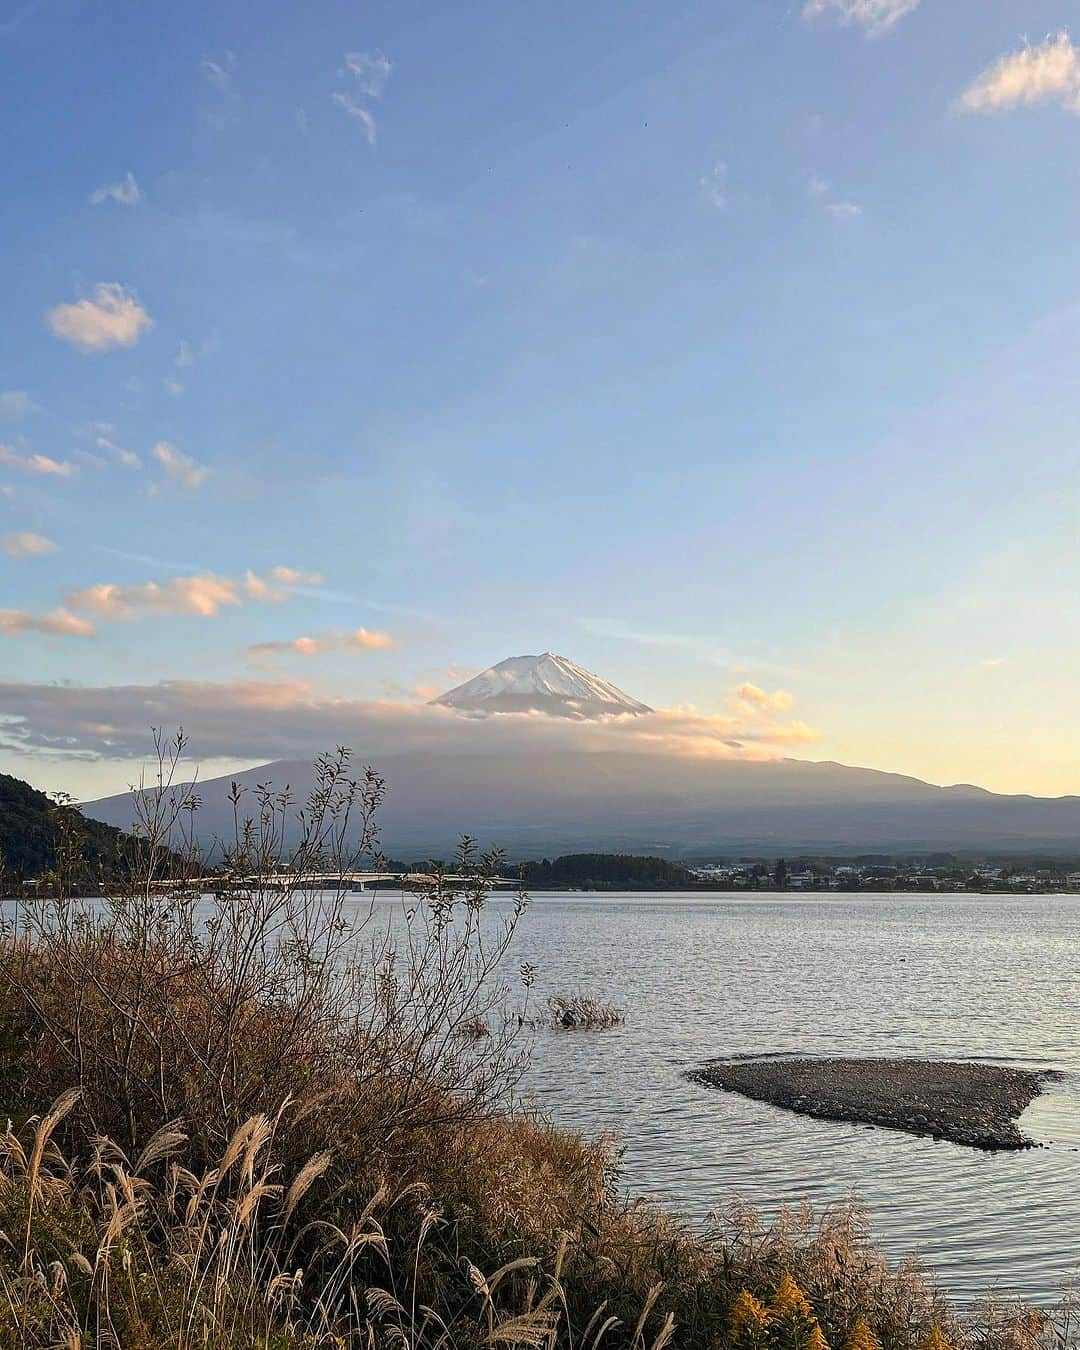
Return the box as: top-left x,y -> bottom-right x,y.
432,652 -> 653,719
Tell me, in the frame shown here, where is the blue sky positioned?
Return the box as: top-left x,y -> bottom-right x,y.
3,0 -> 1080,798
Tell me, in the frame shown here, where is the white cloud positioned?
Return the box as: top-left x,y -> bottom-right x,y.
332,91 -> 377,144
699,160 -> 728,209
960,33 -> 1080,115
152,441 -> 208,489
827,200 -> 863,219
802,0 -> 919,36
0,445 -> 78,477
0,608 -> 94,638
0,392 -> 35,419
174,341 -> 194,369
3,531 -> 57,558
164,376 -> 184,397
345,49 -> 392,98
46,283 -> 152,352
89,172 -> 142,206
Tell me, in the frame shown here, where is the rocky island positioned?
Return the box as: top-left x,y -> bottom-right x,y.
688,1056 -> 1058,1150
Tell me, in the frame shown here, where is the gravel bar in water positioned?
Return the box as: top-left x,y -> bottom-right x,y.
688,1057 -> 1058,1151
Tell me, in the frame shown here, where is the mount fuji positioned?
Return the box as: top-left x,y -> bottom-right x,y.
82,653 -> 1080,858
431,653 -> 652,718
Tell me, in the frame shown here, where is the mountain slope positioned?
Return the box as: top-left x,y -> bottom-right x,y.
85,751 -> 1080,860
431,653 -> 652,718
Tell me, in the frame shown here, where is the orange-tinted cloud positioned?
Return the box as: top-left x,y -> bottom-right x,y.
735,682 -> 795,714
246,627 -> 399,667
0,677 -> 817,762
0,608 -> 95,638
66,567 -> 320,622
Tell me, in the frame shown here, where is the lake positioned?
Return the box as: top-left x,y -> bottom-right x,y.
505,892 -> 1080,1306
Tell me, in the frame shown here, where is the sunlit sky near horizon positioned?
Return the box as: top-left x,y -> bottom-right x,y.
3,0 -> 1080,801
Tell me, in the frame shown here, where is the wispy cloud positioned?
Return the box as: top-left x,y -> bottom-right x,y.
0,444 -> 78,477
802,0 -> 918,36
96,434 -> 140,469
580,616 -> 727,662
152,442 -> 208,490
0,608 -> 94,638
334,48 -> 391,145
46,283 -> 152,352
65,565 -> 321,623
332,92 -> 377,144
246,626 -> 399,667
0,0 -> 43,38
3,531 -> 57,558
809,175 -> 862,220
960,33 -> 1080,115
0,392 -> 35,419
345,50 -> 392,98
89,171 -> 142,206
202,51 -> 236,91
699,159 -> 728,209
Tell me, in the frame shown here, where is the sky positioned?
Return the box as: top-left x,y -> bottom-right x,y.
3,0 -> 1080,800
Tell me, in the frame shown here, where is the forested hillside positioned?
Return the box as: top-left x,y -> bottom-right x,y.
0,772 -> 135,884
513,852 -> 698,889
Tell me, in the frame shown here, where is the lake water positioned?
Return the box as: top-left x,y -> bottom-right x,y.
504,892 -> 1080,1306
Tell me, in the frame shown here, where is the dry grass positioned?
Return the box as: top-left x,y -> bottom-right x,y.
545,994 -> 626,1031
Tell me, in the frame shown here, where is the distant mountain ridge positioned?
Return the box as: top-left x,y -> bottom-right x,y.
85,750 -> 1080,860
431,653 -> 652,718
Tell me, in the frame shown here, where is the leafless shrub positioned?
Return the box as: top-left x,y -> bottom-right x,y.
0,731 -> 532,1174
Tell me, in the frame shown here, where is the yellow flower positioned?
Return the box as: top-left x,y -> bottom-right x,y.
919,1328 -> 952,1350
730,1289 -> 770,1338
807,1326 -> 831,1350
770,1274 -> 814,1322
844,1319 -> 882,1350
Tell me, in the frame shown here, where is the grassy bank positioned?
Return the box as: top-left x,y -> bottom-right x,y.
0,743 -> 1068,1347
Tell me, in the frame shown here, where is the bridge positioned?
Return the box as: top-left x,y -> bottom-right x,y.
150,871 -> 517,893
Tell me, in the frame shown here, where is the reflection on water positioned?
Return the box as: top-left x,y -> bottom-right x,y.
500,892 -> 1080,1305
